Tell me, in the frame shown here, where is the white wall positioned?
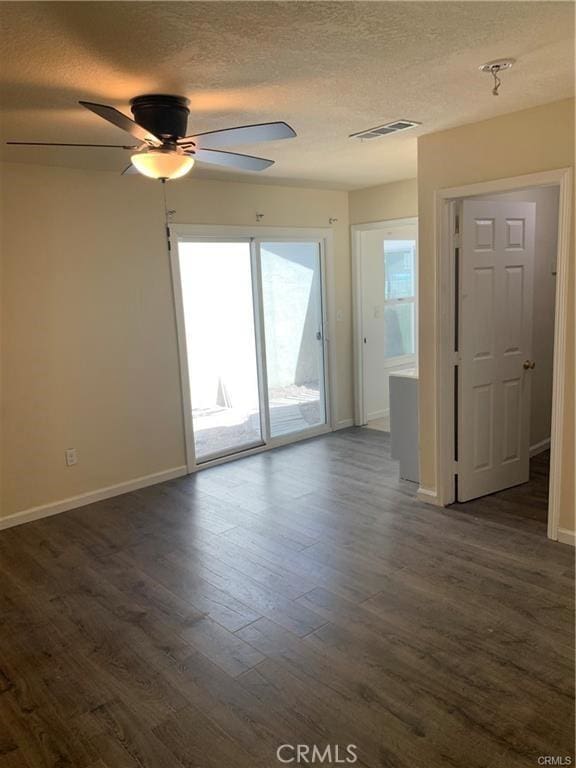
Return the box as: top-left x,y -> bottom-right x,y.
473,186 -> 559,449
0,162 -> 351,519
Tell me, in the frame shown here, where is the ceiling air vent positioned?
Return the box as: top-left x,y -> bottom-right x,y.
350,120 -> 420,140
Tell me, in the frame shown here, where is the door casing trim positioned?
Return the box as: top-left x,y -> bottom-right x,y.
432,168 -> 573,542
351,217 -> 418,426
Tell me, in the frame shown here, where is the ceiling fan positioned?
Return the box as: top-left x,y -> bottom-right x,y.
6,94 -> 297,180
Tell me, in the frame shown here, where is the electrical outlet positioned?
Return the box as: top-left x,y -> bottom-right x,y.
65,448 -> 77,467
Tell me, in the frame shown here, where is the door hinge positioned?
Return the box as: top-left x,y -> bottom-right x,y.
453,232 -> 461,248
166,226 -> 171,251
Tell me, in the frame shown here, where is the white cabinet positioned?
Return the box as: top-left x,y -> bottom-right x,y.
389,370 -> 419,483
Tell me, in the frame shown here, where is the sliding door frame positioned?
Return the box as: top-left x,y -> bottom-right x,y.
250,239 -> 272,449
169,224 -> 337,473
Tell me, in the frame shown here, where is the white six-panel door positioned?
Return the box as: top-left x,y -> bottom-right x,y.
458,200 -> 536,501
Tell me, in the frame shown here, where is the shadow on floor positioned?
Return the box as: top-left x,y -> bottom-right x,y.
451,450 -> 550,529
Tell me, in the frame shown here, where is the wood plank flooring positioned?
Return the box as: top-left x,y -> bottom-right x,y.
0,429 -> 573,768
451,450 -> 551,525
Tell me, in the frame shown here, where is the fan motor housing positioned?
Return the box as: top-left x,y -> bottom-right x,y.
130,94 -> 190,140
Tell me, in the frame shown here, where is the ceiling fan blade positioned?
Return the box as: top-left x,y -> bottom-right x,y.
6,141 -> 136,148
184,122 -> 296,149
121,163 -> 139,175
79,101 -> 161,145
194,148 -> 274,171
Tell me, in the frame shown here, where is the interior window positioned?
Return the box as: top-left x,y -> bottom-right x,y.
383,240 -> 416,358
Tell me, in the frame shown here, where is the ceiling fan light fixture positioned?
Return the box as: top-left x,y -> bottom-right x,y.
9,98 -> 295,177
131,148 -> 195,179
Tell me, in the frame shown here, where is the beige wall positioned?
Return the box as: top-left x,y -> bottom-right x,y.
0,163 -> 351,518
349,178 -> 417,225
3,98 -> 574,531
417,98 -> 575,532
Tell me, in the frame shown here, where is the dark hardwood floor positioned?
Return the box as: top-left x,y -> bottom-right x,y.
0,429 -> 573,768
451,450 -> 551,525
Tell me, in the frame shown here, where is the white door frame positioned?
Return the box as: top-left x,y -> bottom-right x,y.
431,168 -> 573,542
351,217 -> 418,425
169,224 -> 337,473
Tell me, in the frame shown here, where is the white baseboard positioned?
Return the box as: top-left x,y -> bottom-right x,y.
557,528 -> 576,547
0,466 -> 188,532
335,418 -> 354,430
367,408 -> 389,421
529,438 -> 551,458
416,486 -> 442,506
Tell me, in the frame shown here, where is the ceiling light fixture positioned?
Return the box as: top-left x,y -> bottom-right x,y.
479,59 -> 515,96
131,148 -> 195,180
7,95 -> 296,179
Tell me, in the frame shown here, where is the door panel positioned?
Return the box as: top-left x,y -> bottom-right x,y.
178,241 -> 263,461
472,383 -> 493,471
503,266 -> 524,354
259,241 -> 327,438
472,267 -> 495,359
458,200 -> 535,501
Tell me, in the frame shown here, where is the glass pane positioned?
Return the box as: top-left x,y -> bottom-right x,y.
384,240 -> 416,300
384,302 -> 415,358
178,241 -> 262,461
260,242 -> 326,438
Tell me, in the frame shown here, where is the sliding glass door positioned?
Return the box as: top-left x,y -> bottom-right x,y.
175,236 -> 329,465
260,242 -> 326,438
178,240 -> 263,461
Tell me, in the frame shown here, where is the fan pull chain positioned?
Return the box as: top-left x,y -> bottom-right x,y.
162,178 -> 168,224
161,178 -> 176,225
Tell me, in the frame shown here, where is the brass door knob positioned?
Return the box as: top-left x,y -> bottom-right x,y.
523,360 -> 536,370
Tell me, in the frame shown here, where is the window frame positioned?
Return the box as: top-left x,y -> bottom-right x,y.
382,239 -> 418,368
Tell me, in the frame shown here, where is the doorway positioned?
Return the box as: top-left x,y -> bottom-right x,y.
457,187 -> 559,509
171,228 -> 332,469
432,168 -> 572,541
352,218 -> 418,430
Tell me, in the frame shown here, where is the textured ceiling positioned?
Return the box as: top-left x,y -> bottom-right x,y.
0,1 -> 573,189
